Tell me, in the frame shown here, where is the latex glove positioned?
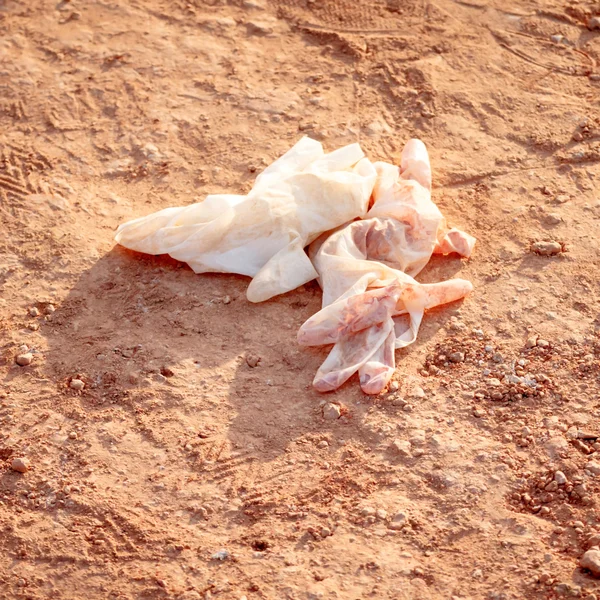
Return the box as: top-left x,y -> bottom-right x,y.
298,139 -> 476,394
115,137 -> 377,302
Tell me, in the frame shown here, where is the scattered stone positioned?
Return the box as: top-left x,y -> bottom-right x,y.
323,403 -> 341,420
391,395 -> 406,407
68,431 -> 78,440
211,549 -> 229,560
160,366 -> 175,378
550,34 -> 563,43
531,241 -> 563,256
45,304 -> 55,314
585,461 -> 600,476
361,507 -> 376,517
391,439 -> 411,457
581,549 -> 600,576
29,307 -> 39,317
246,354 -> 260,368
388,381 -> 399,392
544,213 -> 562,226
16,353 -> 33,366
449,351 -> 465,363
403,404 -> 414,413
388,511 -> 407,530
246,20 -> 274,35
317,440 -> 329,449
222,295 -> 231,304
536,339 -> 550,348
473,407 -> 485,418
376,509 -> 387,520
28,323 -> 39,331
586,534 -> 600,549
11,457 -> 30,473
554,471 -> 568,485
410,386 -> 426,399
18,344 -> 28,354
410,430 -> 427,446
588,16 -> 600,30
69,379 -> 85,391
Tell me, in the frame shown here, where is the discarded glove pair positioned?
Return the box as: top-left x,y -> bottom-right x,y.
115,137 -> 475,394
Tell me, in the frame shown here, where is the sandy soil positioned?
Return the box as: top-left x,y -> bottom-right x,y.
1,0 -> 600,598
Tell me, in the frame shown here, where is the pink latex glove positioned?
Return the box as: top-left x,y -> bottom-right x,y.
298,139 -> 476,394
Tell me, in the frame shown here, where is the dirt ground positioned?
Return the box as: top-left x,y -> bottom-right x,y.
1,0 -> 600,598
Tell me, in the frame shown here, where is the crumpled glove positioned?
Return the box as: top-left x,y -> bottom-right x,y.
297,139 -> 476,394
115,137 -> 377,302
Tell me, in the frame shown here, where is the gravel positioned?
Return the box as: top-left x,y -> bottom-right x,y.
580,549 -> 600,576
585,461 -> 600,476
11,457 -> 30,473
323,403 -> 341,420
554,471 -> 567,485
531,241 -> 563,256
388,512 -> 407,530
449,351 -> 465,363
69,379 -> 85,391
391,439 -> 411,457
16,353 -> 33,366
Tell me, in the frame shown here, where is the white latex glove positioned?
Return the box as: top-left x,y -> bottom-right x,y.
298,139 -> 476,394
115,137 -> 377,302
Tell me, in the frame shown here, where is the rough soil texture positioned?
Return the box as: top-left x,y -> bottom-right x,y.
1,0 -> 600,599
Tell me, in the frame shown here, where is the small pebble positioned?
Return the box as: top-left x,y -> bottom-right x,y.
473,407 -> 485,418
11,457 -> 30,473
531,241 -> 563,256
449,351 -> 465,363
323,403 -> 341,420
588,16 -> 600,30
536,339 -> 550,348
45,304 -> 55,314
554,471 -> 568,485
69,379 -> 85,391
16,353 -> 33,366
211,549 -> 229,560
18,344 -> 28,353
550,34 -> 563,43
580,549 -> 600,576
68,431 -> 78,440
388,381 -> 399,392
402,404 -> 414,412
409,386 -> 426,400
317,440 -> 329,449
391,439 -> 411,457
376,508 -> 387,520
585,461 -> 600,476
320,526 -> 332,537
246,354 -> 260,368
544,213 -> 562,226
388,511 -> 407,530
525,335 -> 538,348
29,307 -> 39,317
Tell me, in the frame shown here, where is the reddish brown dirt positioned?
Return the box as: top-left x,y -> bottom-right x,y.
1,0 -> 600,599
